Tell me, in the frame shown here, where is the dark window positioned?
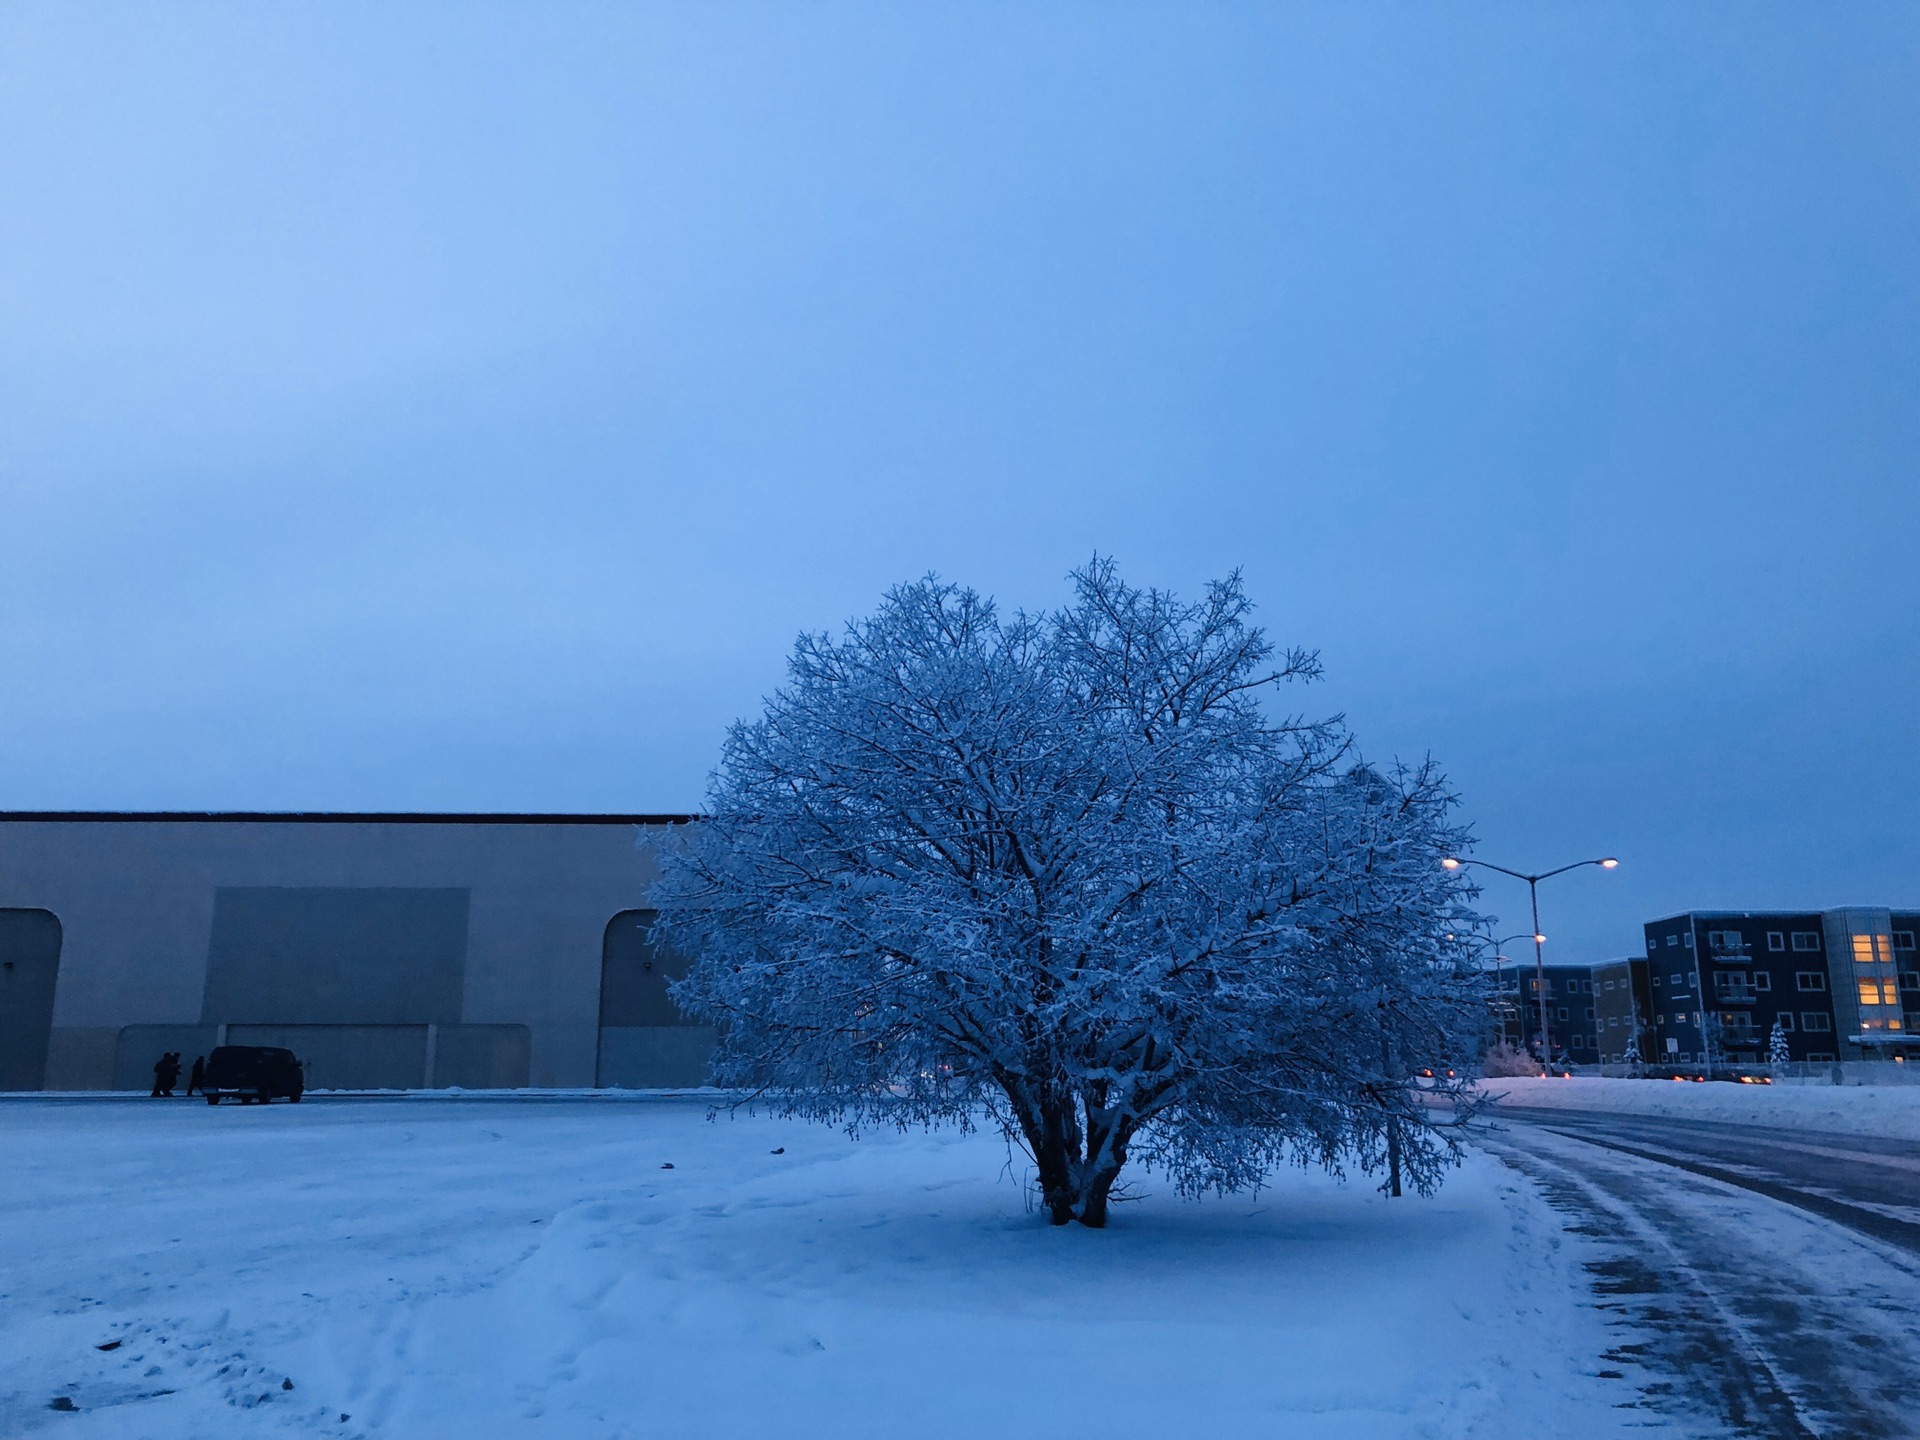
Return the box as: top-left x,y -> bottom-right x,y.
1752,972 -> 1770,992
1792,932 -> 1821,952
1712,972 -> 1756,1001
1895,931 -> 1916,951
1807,1052 -> 1836,1062
1557,1007 -> 1569,1021
1796,972 -> 1827,992
1899,972 -> 1920,993
1667,935 -> 1679,947
1684,933 -> 1694,948
1777,1012 -> 1795,1031
1768,932 -> 1785,952
1801,1013 -> 1832,1032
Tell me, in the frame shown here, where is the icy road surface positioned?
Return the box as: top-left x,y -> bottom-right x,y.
1482,1107 -> 1920,1439
0,1094 -> 1684,1440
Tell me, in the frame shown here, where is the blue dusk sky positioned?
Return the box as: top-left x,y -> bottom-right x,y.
2,3 -> 1915,960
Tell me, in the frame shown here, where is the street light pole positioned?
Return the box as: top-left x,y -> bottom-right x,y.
1459,931 -> 1537,1047
1482,932 -> 1537,1048
1443,856 -> 1619,1073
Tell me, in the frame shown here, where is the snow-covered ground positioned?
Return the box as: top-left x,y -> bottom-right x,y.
1479,1076 -> 1920,1140
1,1095 -> 1675,1439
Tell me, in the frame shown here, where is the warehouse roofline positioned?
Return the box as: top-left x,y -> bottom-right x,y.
0,811 -> 700,825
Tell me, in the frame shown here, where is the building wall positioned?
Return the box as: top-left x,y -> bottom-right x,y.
1637,909 -> 1920,1065
1589,958 -> 1647,1064
0,814 -> 699,1090
1895,912 -> 1920,1033
1499,963 -> 1600,1064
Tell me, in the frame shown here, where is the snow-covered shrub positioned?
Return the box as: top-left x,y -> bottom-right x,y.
649,560 -> 1487,1227
1481,1040 -> 1541,1078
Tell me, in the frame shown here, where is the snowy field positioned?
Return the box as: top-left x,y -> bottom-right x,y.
1,1095 -> 1670,1439
1480,1076 -> 1920,1140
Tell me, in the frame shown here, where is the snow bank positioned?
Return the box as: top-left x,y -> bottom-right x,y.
1480,1076 -> 1920,1141
0,1097 -> 1669,1439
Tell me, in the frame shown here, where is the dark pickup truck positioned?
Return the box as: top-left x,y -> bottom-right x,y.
203,1046 -> 305,1105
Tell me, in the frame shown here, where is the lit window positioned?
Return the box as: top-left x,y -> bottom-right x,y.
1859,980 -> 1899,1007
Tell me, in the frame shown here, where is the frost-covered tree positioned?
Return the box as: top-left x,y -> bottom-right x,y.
1768,1018 -> 1790,1071
649,561 -> 1487,1227
1621,1020 -> 1642,1071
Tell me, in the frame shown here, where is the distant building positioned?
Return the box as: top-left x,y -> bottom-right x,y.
1485,905 -> 1920,1070
1641,909 -> 1920,1066
0,812 -> 710,1092
1488,956 -> 1650,1067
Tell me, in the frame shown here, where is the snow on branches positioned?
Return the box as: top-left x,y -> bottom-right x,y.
648,560 -> 1487,1226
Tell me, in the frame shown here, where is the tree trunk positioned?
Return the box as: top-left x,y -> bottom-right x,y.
1077,1166 -> 1122,1228
1013,1088 -> 1081,1226
1002,1079 -> 1133,1227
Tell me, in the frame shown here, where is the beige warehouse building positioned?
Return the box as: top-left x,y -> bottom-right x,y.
0,812 -> 710,1092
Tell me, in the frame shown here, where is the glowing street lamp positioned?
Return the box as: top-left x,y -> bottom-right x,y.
1441,855 -> 1620,1071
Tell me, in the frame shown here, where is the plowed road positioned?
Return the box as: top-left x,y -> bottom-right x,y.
1481,1107 -> 1920,1439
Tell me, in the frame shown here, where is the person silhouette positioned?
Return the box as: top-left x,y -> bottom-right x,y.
150,1052 -> 172,1098
187,1055 -> 205,1096
157,1052 -> 181,1097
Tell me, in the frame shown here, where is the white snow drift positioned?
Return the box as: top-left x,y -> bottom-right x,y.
0,1095 -> 1675,1439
